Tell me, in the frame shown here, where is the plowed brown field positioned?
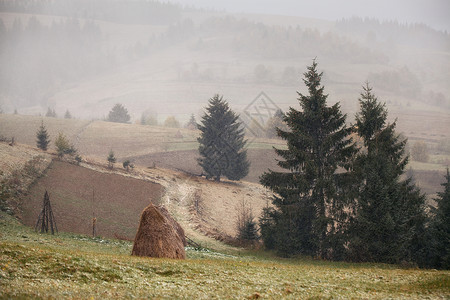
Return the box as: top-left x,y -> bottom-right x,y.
21,160 -> 163,240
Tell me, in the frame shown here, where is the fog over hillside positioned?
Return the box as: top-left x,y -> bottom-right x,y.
0,0 -> 449,131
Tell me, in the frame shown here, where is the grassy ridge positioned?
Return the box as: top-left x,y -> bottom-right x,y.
1,212 -> 448,299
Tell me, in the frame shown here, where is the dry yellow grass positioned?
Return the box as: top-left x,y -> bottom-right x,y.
0,114 -> 90,148
0,142 -> 52,178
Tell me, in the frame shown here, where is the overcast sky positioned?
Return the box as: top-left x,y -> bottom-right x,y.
170,0 -> 450,31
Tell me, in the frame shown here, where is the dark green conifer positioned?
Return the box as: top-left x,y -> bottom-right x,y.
197,94 -> 249,181
260,60 -> 355,258
185,114 -> 197,130
64,110 -> 72,119
429,168 -> 450,269
36,121 -> 51,151
107,150 -> 116,169
45,107 -> 57,118
238,217 -> 259,241
107,103 -> 130,123
348,82 -> 427,264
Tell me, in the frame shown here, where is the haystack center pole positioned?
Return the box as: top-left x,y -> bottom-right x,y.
42,192 -> 49,233
48,196 -> 58,234
35,191 -> 58,234
92,187 -> 96,237
34,209 -> 44,232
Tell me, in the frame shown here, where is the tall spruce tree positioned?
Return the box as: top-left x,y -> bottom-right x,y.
36,121 -> 50,151
197,94 -> 249,181
348,82 -> 427,264
429,168 -> 450,269
259,60 -> 355,258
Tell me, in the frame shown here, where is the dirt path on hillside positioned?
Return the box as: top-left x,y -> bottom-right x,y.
73,120 -> 93,148
138,168 -> 273,240
77,160 -> 273,241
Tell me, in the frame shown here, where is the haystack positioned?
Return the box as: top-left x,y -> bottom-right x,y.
132,203 -> 186,259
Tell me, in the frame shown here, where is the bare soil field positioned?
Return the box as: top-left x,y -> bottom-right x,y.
21,160 -> 163,240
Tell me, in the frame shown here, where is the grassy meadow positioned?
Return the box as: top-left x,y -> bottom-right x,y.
1,211 -> 449,299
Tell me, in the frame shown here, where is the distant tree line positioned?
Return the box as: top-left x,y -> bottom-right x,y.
335,17 -> 450,51
118,16 -> 390,78
368,66 -> 423,99
195,17 -> 388,63
0,0 -> 181,25
258,60 -> 449,269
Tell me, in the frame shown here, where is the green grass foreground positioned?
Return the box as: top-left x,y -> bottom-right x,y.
0,212 -> 448,299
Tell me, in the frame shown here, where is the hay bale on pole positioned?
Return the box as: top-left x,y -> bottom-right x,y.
132,203 -> 186,259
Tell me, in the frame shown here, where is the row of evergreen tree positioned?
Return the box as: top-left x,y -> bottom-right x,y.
258,61 -> 448,268
196,61 -> 448,269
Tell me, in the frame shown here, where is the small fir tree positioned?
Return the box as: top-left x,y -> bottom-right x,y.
265,109 -> 287,139
46,107 -> 57,118
74,154 -> 82,165
238,217 -> 259,241
123,160 -> 134,171
64,110 -> 72,119
197,94 -> 250,182
236,200 -> 259,242
107,150 -> 116,169
54,132 -> 76,158
260,60 -> 356,258
185,114 -> 197,130
107,103 -> 130,123
36,121 -> 51,151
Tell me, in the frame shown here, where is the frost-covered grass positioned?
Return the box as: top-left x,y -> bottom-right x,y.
1,212 -> 449,299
